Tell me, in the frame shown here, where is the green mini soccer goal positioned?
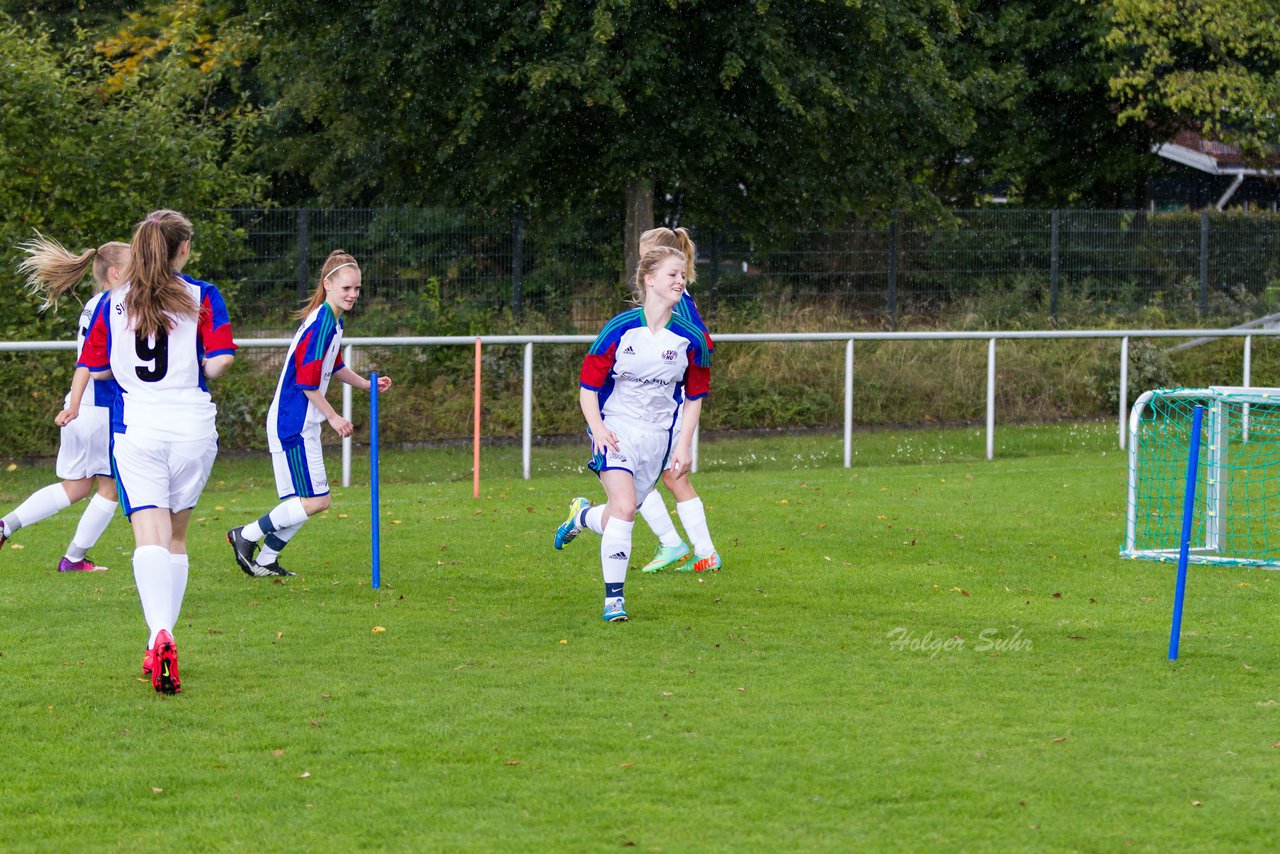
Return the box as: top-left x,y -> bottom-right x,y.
1124,386 -> 1280,569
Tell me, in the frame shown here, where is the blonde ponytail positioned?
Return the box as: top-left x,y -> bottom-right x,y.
18,233 -> 129,311
123,210 -> 197,338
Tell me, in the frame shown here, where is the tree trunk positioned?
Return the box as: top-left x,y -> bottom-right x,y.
623,177 -> 655,292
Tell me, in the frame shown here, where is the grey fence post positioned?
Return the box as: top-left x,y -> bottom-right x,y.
708,231 -> 720,318
986,338 -> 996,460
1049,209 -> 1060,321
844,339 -> 854,468
511,208 -> 525,318
296,208 -> 310,302
341,343 -> 354,487
1199,211 -> 1210,315
887,214 -> 898,327
522,342 -> 533,479
1118,336 -> 1129,450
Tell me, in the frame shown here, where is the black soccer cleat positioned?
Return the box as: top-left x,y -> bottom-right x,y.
227,527 -> 258,576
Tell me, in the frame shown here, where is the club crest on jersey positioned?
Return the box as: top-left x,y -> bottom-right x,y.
661,349 -> 677,361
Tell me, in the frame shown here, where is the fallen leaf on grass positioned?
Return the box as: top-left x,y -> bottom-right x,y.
372,626 -> 386,633
620,763 -> 635,768
151,787 -> 163,794
299,772 -> 311,779
273,749 -> 285,758
504,759 -> 521,766
9,544 -> 22,550
559,639 -> 568,645
1191,800 -> 1202,807
1051,736 -> 1068,743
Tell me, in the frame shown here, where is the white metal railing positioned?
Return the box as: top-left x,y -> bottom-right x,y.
6,328 -> 1279,485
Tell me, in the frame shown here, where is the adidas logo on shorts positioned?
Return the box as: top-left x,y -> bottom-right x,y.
608,551 -> 628,560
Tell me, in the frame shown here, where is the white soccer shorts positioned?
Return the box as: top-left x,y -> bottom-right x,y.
56,408 -> 113,480
271,429 -> 330,499
112,432 -> 218,516
589,418 -> 672,506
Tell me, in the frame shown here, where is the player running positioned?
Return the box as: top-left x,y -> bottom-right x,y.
631,227 -> 722,575
227,250 -> 391,578
554,246 -> 712,622
80,209 -> 237,695
0,235 -> 129,572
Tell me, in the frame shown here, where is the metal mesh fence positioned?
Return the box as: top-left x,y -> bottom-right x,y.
209,208 -> 1280,332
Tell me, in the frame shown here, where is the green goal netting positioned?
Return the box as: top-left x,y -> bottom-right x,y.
1123,386 -> 1280,568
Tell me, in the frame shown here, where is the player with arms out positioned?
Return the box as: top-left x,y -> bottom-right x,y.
80,209 -> 236,695
554,246 -> 712,622
633,227 -> 722,575
0,235 -> 129,572
227,250 -> 392,578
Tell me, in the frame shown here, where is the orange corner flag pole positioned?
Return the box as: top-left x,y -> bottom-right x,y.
473,337 -> 482,498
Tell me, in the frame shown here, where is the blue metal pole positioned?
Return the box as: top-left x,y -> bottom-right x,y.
370,372 -> 381,591
1169,405 -> 1204,660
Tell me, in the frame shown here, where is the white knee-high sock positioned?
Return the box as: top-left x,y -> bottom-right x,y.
583,504 -> 607,536
170,553 -> 189,625
639,489 -> 682,547
242,497 -> 309,542
3,484 -> 72,534
65,494 -> 118,561
600,518 -> 634,591
133,545 -> 173,648
677,497 -> 715,556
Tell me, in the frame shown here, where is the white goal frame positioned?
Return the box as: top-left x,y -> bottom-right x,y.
1123,386 -> 1280,566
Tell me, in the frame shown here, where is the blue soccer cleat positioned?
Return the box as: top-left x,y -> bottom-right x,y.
554,497 -> 592,550
602,597 -> 628,622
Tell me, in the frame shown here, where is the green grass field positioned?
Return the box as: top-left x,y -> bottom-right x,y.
1,424 -> 1277,852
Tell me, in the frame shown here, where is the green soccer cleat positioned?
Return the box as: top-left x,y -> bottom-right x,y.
641,541 -> 691,573
554,497 -> 592,550
691,551 -> 723,573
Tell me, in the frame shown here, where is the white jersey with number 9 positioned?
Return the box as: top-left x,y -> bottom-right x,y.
79,274 -> 237,443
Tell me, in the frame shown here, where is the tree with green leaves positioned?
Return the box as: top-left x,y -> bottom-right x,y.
0,15 -> 266,339
254,0 -> 976,272
942,0 -> 1161,207
1106,0 -> 1280,161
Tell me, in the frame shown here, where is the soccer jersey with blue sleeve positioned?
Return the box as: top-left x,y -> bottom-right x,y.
66,290 -> 118,411
79,274 -> 236,442
580,308 -> 711,430
266,303 -> 345,451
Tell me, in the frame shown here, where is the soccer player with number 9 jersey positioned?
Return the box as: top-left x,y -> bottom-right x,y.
79,209 -> 237,695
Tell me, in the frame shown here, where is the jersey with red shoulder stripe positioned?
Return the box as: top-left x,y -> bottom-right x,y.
580,308 -> 711,429
79,274 -> 236,442
266,302 -> 345,451
66,290 -> 118,411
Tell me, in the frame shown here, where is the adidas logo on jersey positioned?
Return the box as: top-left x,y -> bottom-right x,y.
622,345 -> 636,355
608,551 -> 629,560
